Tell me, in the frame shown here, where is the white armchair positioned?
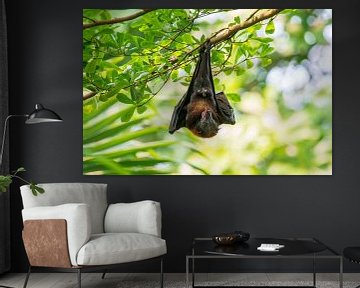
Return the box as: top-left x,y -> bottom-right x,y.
20,183 -> 166,288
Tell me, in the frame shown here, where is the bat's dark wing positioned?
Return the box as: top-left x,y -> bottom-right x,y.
169,92 -> 190,134
169,43 -> 210,134
215,92 -> 236,125
187,42 -> 217,108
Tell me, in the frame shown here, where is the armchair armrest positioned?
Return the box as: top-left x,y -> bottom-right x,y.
104,200 -> 162,237
22,203 -> 91,266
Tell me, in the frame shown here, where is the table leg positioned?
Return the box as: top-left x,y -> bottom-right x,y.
192,247 -> 195,288
339,257 -> 343,288
186,257 -> 189,288
313,254 -> 316,287
192,257 -> 195,288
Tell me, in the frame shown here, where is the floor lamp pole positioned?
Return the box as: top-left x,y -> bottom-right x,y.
0,115 -> 28,169
0,105 -> 62,288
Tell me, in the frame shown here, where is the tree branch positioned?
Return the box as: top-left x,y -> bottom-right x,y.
83,9 -> 156,30
246,9 -> 261,21
83,9 -> 283,101
83,91 -> 97,101
209,9 -> 283,46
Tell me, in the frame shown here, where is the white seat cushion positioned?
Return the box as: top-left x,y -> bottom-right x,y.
76,233 -> 167,266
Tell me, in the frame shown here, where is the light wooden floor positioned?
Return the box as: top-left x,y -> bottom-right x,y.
1,273 -> 360,288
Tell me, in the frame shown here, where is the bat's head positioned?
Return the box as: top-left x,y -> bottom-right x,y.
196,87 -> 212,98
187,108 -> 219,138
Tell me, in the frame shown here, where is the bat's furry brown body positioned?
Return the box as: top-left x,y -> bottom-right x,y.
169,42 -> 236,138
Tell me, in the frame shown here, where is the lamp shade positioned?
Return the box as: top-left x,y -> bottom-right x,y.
25,104 -> 63,124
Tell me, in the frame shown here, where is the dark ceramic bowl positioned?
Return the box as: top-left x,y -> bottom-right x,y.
212,234 -> 237,245
212,231 -> 250,246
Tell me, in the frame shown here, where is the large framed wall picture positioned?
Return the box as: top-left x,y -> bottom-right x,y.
83,9 -> 332,175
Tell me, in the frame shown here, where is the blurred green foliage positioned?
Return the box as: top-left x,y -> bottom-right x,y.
83,9 -> 332,175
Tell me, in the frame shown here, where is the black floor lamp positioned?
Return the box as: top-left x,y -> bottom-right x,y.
0,103 -> 62,288
0,103 -> 63,167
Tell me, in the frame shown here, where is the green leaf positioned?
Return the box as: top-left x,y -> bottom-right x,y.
227,93 -> 241,102
212,50 -> 224,63
83,158 -> 175,175
99,10 -> 111,20
35,186 -> 45,194
90,140 -> 176,159
130,86 -> 143,103
186,162 -> 209,175
140,40 -> 153,48
252,23 -> 262,31
184,64 -> 192,74
234,66 -> 245,76
134,72 -> 149,82
116,93 -> 133,104
253,37 -> 273,43
246,60 -> 254,69
235,46 -> 244,62
83,97 -> 117,124
89,126 -> 159,152
0,175 -> 12,192
265,21 -> 275,34
260,45 -> 274,57
83,106 -> 136,137
234,16 -> 241,24
15,167 -> 26,173
83,115 -> 151,144
120,106 -> 136,122
29,182 -> 44,196
262,58 -> 272,67
171,70 -> 179,81
119,159 -> 174,167
182,33 -> 194,44
224,69 -> 232,76
191,35 -> 200,43
101,86 -> 121,101
84,59 -> 99,74
87,156 -> 129,174
237,32 -> 250,42
98,93 -> 108,102
137,105 -> 147,114
95,28 -> 114,37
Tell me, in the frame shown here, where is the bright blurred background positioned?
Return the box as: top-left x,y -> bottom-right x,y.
83,9 -> 332,175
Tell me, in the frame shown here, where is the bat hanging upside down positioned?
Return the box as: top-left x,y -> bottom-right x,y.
169,41 -> 236,138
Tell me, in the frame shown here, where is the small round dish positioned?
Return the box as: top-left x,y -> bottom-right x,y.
212,234 -> 237,245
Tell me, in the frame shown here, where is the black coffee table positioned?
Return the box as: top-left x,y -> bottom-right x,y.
186,237 -> 343,288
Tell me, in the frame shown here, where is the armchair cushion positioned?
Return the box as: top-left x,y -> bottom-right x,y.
104,200 -> 162,237
22,203 -> 91,266
20,183 -> 108,234
76,233 -> 166,266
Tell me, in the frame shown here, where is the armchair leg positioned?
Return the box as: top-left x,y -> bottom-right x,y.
23,266 -> 31,288
160,257 -> 164,288
77,268 -> 81,288
101,270 -> 107,279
